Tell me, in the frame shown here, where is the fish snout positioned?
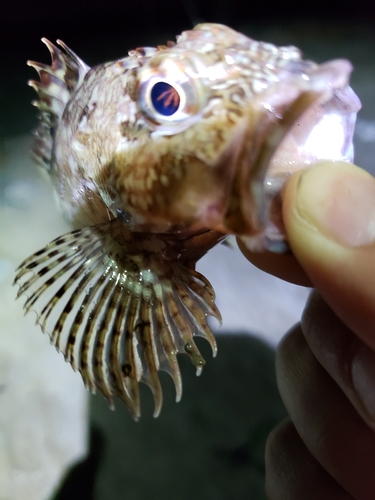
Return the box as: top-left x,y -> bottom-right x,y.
217,65 -> 361,249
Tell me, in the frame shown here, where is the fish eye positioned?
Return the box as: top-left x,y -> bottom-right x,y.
150,82 -> 180,116
137,55 -> 207,132
140,78 -> 187,123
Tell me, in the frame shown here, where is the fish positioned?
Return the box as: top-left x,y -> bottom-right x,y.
14,23 -> 360,419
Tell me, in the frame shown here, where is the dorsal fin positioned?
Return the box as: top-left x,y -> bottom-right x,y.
27,38 -> 90,170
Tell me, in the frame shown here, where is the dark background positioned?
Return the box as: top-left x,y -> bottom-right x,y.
3,0 -> 375,137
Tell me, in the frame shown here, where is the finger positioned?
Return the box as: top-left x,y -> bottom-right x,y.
283,161 -> 375,346
265,418 -> 354,500
236,239 -> 312,286
277,324 -> 375,500
302,291 -> 375,432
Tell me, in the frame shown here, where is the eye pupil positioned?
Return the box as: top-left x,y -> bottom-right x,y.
151,82 -> 180,116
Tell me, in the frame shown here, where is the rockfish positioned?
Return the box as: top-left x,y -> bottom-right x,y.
14,23 -> 360,419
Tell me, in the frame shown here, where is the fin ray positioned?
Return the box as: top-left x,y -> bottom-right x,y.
14,220 -> 221,418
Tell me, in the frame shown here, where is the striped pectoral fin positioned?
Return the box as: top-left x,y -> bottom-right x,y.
14,220 -> 221,419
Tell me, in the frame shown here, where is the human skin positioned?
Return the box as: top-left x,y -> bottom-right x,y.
238,161 -> 375,499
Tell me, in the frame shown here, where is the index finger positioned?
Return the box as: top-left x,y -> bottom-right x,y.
240,161 -> 375,344
237,238 -> 312,287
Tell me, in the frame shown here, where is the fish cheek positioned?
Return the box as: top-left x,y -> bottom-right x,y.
111,150 -> 225,227
151,154 -> 226,224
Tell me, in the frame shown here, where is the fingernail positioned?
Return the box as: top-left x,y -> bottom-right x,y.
352,344 -> 375,419
295,162 -> 375,247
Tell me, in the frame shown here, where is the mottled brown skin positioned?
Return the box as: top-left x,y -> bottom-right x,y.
29,25 -> 358,244
48,25 -> 312,237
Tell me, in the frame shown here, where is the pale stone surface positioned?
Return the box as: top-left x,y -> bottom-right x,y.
0,135 -> 309,499
0,137 -> 87,500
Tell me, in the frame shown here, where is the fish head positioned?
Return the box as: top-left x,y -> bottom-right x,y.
109,23 -> 360,249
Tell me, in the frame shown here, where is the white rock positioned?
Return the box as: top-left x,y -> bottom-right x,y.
0,136 -> 87,500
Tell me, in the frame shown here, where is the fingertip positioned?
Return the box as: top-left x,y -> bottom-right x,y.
283,161 -> 375,249
282,162 -> 375,340
237,238 -> 312,286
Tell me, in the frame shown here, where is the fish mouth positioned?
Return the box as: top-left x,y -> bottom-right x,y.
217,59 -> 360,249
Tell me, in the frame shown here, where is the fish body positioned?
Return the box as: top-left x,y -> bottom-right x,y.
15,24 -> 360,418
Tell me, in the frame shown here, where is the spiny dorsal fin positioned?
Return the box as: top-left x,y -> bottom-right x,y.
27,38 -> 90,170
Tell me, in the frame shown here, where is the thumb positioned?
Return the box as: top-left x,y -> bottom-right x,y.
283,161 -> 375,346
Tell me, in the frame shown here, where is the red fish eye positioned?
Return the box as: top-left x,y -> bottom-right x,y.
151,82 -> 180,116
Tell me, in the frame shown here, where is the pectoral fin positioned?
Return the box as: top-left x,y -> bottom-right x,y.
14,220 -> 221,420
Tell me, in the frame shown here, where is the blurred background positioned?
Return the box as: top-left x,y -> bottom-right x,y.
2,1 -> 375,499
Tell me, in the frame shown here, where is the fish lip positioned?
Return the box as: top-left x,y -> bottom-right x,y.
219,58 -> 360,241
219,89 -> 325,236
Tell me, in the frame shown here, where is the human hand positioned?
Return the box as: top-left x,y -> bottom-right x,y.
239,161 -> 375,499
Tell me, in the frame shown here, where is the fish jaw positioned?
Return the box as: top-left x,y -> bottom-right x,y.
221,59 -> 361,249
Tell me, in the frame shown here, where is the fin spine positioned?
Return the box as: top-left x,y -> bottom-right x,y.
28,38 -> 89,170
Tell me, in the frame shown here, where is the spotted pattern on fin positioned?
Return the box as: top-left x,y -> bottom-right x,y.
14,221 -> 221,419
